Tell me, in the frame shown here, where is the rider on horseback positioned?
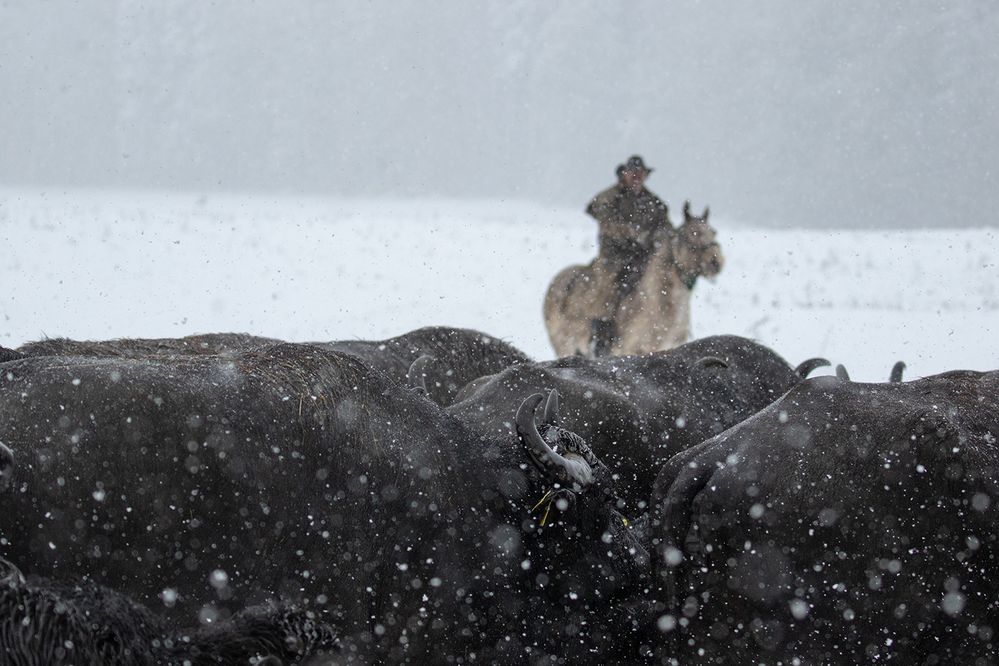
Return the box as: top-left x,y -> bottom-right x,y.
585,155 -> 673,355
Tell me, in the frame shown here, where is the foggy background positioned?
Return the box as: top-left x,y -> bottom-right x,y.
2,1 -> 997,229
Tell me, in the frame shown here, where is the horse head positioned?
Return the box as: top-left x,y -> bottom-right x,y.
673,200 -> 724,288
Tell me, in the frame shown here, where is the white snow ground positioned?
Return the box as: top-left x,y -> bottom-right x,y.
1,189 -> 996,382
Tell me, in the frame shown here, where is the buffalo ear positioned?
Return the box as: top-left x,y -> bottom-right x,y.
550,488 -> 578,518
835,364 -> 851,381
542,389 -> 560,425
702,206 -> 710,219
683,200 -> 691,217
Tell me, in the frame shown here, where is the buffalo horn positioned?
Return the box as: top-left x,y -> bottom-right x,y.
0,555 -> 25,586
890,361 -> 906,383
795,357 -> 830,378
696,356 -> 728,369
835,364 -> 851,381
0,442 -> 12,493
516,393 -> 594,488
543,389 -> 560,425
405,355 -> 435,395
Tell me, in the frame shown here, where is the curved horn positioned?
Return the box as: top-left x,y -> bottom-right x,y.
255,658 -> 283,666
890,361 -> 906,383
405,355 -> 435,395
543,389 -> 560,425
696,356 -> 728,369
0,442 -> 13,493
702,205 -> 710,218
835,364 -> 851,381
0,555 -> 25,586
683,200 -> 691,217
795,357 -> 831,378
516,394 -> 593,488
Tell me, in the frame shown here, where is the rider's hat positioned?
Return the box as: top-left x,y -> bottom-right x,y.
618,155 -> 653,175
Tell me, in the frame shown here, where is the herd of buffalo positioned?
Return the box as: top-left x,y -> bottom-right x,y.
0,327 -> 996,664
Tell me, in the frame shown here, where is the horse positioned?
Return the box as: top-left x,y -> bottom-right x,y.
544,201 -> 723,358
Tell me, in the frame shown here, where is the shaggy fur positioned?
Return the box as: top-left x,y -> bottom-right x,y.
0,347 -> 22,363
15,326 -> 531,406
16,333 -> 279,358
0,559 -> 338,665
0,342 -> 631,663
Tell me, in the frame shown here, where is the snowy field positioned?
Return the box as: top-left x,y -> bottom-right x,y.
1,188 -> 996,382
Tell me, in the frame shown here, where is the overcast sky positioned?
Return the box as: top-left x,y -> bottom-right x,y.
1,1 -> 997,228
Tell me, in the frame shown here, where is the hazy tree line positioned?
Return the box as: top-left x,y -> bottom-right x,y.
1,1 -> 996,228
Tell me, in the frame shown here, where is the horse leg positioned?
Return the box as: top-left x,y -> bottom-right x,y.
593,256 -> 647,356
589,318 -> 617,357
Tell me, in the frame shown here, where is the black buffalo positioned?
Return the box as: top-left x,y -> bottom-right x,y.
649,371 -> 999,664
13,332 -> 281,358
448,335 -> 818,511
316,326 -> 531,405
13,326 -> 531,406
0,343 -> 632,663
0,556 -> 337,665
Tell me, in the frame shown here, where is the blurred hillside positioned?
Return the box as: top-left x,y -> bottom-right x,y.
1,1 -> 997,228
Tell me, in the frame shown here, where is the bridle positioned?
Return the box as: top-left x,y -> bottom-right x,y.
672,220 -> 720,288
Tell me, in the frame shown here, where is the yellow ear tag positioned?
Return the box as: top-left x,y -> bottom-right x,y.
531,489 -> 554,512
540,500 -> 553,527
622,516 -> 629,527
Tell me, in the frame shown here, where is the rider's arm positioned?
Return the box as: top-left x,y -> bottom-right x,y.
586,186 -> 618,225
